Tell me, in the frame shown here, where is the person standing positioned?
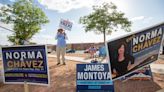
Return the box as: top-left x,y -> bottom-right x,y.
89,45 -> 97,58
55,28 -> 68,65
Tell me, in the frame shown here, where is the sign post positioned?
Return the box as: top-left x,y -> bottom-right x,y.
24,81 -> 29,92
1,45 -> 50,88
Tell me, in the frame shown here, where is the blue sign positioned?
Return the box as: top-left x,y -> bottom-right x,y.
76,64 -> 114,92
1,45 -> 49,85
107,22 -> 164,80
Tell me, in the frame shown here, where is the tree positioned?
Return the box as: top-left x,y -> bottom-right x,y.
0,0 -> 49,45
79,3 -> 131,43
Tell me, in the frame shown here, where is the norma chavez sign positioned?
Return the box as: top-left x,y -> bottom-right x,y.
59,19 -> 73,31
1,45 -> 49,85
106,22 -> 164,80
76,64 -> 114,92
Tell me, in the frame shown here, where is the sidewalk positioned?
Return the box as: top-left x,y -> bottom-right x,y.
159,55 -> 164,60
48,54 -> 107,63
150,64 -> 164,74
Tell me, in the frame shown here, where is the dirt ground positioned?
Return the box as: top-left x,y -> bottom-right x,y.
0,55 -> 164,92
0,57 -> 80,92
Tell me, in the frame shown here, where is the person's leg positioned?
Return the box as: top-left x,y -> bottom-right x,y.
90,52 -> 92,58
56,46 -> 61,65
61,47 -> 66,65
92,51 -> 95,58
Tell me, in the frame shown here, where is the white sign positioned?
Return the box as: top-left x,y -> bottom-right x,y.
59,19 -> 73,31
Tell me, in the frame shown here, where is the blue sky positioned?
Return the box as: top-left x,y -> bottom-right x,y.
0,0 -> 164,45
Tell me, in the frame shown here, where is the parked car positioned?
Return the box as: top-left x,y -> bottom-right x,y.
66,49 -> 76,53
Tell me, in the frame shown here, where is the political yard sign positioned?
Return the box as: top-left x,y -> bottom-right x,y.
121,66 -> 153,81
76,64 -> 114,92
106,22 -> 164,80
59,19 -> 73,31
1,45 -> 49,85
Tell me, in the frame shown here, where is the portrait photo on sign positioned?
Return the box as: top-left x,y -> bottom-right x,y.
106,23 -> 164,80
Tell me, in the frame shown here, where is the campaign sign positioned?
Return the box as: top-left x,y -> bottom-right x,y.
1,45 -> 49,85
76,64 -> 114,92
59,19 -> 73,31
121,66 -> 152,81
106,22 -> 164,80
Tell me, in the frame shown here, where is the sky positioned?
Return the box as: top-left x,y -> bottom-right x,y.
0,0 -> 164,45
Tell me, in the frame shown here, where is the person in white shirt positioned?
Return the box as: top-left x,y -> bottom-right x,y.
55,28 -> 68,65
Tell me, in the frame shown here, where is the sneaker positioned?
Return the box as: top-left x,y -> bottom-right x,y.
56,63 -> 60,65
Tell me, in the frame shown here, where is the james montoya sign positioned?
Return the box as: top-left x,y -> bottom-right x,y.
76,64 -> 114,92
1,45 -> 49,85
106,22 -> 164,80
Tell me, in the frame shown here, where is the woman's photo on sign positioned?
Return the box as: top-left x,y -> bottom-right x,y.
108,39 -> 135,79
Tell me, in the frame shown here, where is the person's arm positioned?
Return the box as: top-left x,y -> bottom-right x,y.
63,32 -> 68,40
127,55 -> 135,70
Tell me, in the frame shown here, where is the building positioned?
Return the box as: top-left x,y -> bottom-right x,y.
47,42 -> 104,51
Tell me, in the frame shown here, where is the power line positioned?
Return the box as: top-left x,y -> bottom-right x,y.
0,25 -> 14,32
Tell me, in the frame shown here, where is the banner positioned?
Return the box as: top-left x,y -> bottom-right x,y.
121,66 -> 152,81
76,64 -> 114,92
106,22 -> 164,80
1,45 -> 49,85
59,19 -> 73,31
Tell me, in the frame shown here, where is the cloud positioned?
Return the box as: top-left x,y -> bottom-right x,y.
38,0 -> 113,13
33,34 -> 52,39
9,0 -> 16,2
0,22 -> 14,31
130,16 -> 145,21
39,28 -> 46,32
0,3 -> 3,7
31,33 -> 54,44
0,20 -> 13,45
0,27 -> 12,45
130,16 -> 153,23
38,0 -> 94,13
143,17 -> 153,24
